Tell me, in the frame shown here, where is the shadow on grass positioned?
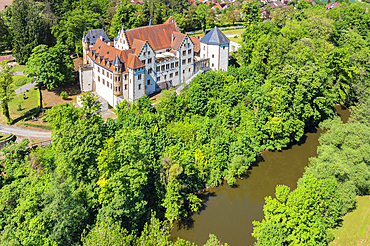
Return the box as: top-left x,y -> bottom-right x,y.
12,106 -> 39,124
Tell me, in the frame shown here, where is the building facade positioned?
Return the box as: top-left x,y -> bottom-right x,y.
79,19 -> 230,108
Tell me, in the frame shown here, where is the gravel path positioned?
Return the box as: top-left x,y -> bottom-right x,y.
0,124 -> 51,138
14,82 -> 37,95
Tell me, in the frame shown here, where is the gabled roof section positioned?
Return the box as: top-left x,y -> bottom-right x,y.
125,22 -> 180,51
127,53 -> 145,69
114,30 -> 120,41
171,32 -> 186,51
113,54 -> 122,66
200,26 -> 229,45
86,29 -> 111,45
190,36 -> 200,53
88,38 -> 136,72
131,38 -> 146,55
164,16 -> 176,24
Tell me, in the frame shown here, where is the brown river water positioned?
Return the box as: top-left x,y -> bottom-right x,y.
171,105 -> 350,246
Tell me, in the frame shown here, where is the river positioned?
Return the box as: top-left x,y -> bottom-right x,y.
171,105 -> 350,246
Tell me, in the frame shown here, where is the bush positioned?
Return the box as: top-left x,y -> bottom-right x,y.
60,91 -> 68,100
17,104 -> 21,111
15,77 -> 27,87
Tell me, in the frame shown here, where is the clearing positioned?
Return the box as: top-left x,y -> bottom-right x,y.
330,195 -> 370,246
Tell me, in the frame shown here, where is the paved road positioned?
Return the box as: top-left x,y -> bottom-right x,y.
15,81 -> 37,95
13,71 -> 26,76
0,124 -> 51,138
225,32 -> 243,38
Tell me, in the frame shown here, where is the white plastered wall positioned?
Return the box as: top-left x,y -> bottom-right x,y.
138,43 -> 156,95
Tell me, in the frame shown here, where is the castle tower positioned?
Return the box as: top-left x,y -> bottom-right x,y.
200,26 -> 230,71
113,54 -> 123,96
82,33 -> 90,64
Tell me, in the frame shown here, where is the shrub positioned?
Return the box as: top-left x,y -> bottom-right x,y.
60,91 -> 68,100
17,104 -> 21,111
0,133 -> 13,141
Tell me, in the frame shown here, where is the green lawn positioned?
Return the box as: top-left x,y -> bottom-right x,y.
330,195 -> 370,246
12,65 -> 27,73
0,87 -> 39,124
229,36 -> 243,44
191,28 -> 246,38
12,75 -> 28,90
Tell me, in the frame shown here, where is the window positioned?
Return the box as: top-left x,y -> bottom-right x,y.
119,86 -> 121,91
138,74 -> 142,80
148,51 -> 151,55
148,58 -> 152,63
188,58 -> 191,63
143,52 -> 146,56
98,76 -> 100,82
110,74 -> 112,79
164,75 -> 167,79
212,63 -> 214,67
103,79 -> 105,85
171,63 -> 174,68
148,68 -> 152,73
124,74 -> 127,80
138,84 -> 141,90
182,59 -> 186,65
111,84 -> 112,89
130,79 -> 131,83
125,84 -> 128,90
183,70 -> 185,74
166,64 -> 169,69
188,49 -> 191,54
203,46 -> 205,50
223,46 -> 225,50
175,71 -> 178,76
115,86 -> 118,92
212,54 -> 214,58
147,79 -> 150,85
98,67 -> 100,73
175,62 -> 179,67
203,54 -> 206,58
157,77 -> 160,81
102,70 -> 104,76
142,60 -> 146,65
161,65 -> 165,71
182,50 -> 186,56
107,81 -> 109,87
170,73 -> 173,78
188,68 -> 191,72
156,67 -> 160,72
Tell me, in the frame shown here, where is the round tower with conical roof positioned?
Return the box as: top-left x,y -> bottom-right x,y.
82,33 -> 90,64
113,54 -> 123,96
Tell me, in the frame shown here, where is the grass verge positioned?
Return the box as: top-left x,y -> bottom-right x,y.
12,75 -> 28,90
330,195 -> 370,246
0,87 -> 39,124
19,122 -> 52,130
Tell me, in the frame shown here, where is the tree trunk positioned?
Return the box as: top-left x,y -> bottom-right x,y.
2,100 -> 11,124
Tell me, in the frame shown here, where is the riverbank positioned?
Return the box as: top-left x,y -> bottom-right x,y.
171,106 -> 350,245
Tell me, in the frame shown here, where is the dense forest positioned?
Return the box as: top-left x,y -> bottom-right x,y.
1,0 -> 370,245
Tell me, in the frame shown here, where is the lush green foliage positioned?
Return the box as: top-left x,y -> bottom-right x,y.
25,44 -> 75,89
0,61 -> 15,124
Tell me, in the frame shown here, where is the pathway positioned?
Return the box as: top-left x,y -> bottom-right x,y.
0,124 -> 51,139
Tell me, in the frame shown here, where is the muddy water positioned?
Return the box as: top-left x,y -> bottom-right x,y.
171,106 -> 350,246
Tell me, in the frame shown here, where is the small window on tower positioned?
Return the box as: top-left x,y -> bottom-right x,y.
138,74 -> 142,80
138,84 -> 141,90
212,63 -> 214,67
188,68 -> 191,72
125,84 -> 128,90
212,54 -> 214,58
147,79 -> 150,85
223,46 -> 225,50
203,46 -> 205,50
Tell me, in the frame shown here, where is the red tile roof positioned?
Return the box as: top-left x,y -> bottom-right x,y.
190,36 -> 200,53
88,38 -> 143,72
127,53 -> 145,69
164,16 -> 176,24
0,55 -> 15,62
171,32 -> 186,50
131,38 -> 146,55
125,22 -> 180,51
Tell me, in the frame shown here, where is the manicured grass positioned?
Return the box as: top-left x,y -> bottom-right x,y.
229,36 -> 243,44
0,87 -> 39,124
19,122 -> 52,130
12,65 -> 27,73
330,195 -> 370,246
12,75 -> 28,90
191,28 -> 246,38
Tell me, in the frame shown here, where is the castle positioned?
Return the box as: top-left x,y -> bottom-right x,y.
79,18 -> 230,108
